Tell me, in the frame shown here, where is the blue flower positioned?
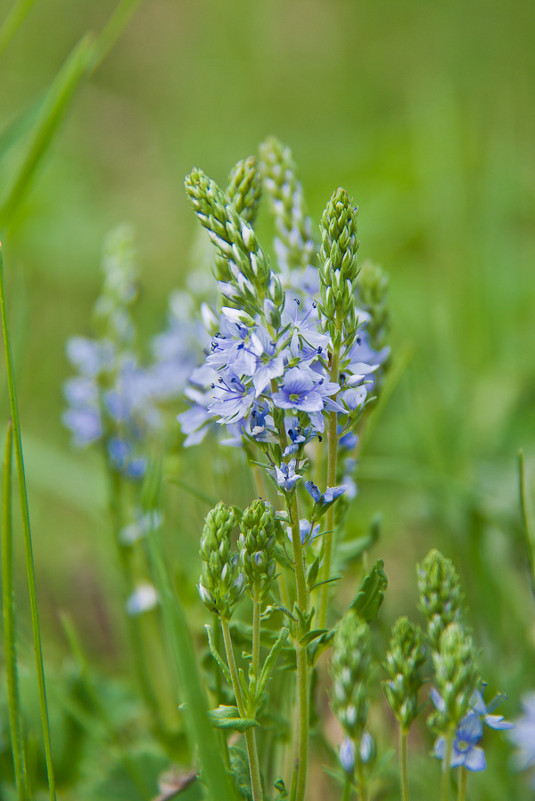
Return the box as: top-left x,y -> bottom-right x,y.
339,738 -> 355,773
274,459 -> 301,492
434,713 -> 486,772
287,518 -> 321,545
272,367 -> 325,413
510,693 -> 535,774
470,688 -> 514,731
305,481 -> 346,507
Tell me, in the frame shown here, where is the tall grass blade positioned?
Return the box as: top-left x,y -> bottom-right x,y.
0,245 -> 57,800
0,0 -> 37,57
518,449 -> 535,596
0,34 -> 94,227
2,421 -> 30,801
90,0 -> 145,71
146,526 -> 238,801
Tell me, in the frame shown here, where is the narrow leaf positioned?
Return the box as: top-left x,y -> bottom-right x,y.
2,422 -> 30,801
209,705 -> 257,733
350,559 -> 388,622
204,624 -> 232,685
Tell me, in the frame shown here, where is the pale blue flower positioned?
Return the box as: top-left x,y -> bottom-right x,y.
434,713 -> 486,772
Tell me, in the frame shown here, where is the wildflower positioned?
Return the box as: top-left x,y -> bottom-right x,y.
305,481 -> 346,511
274,459 -> 301,492
272,367 -> 327,413
126,583 -> 158,616
510,693 -> 535,773
339,738 -> 355,773
287,519 -> 321,545
433,713 -> 486,772
470,688 -> 514,731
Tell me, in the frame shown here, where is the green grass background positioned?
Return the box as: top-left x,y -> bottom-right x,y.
1,1 -> 535,798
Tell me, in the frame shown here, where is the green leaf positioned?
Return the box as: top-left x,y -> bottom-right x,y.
204,624 -> 232,685
350,559 -> 388,622
0,35 -> 94,227
299,628 -> 329,646
257,627 -> 290,697
209,705 -> 257,732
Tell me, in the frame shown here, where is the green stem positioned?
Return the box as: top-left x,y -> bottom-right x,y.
221,618 -> 263,801
287,493 -> 309,801
441,732 -> 454,801
400,727 -> 409,801
342,774 -> 353,801
0,246 -> 57,800
319,320 -> 343,628
356,753 -> 368,801
105,464 -> 166,744
2,422 -> 30,801
457,766 -> 467,801
252,584 -> 261,684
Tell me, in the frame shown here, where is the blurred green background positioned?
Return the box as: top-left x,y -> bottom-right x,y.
1,0 -> 535,798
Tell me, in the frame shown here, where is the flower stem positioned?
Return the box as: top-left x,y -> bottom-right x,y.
457,766 -> 467,801
400,728 -> 410,801
252,583 -> 261,684
287,492 -> 309,801
319,316 -> 343,628
342,775 -> 353,801
356,753 -> 368,801
221,618 -> 263,801
441,732 -> 454,801
0,245 -> 57,801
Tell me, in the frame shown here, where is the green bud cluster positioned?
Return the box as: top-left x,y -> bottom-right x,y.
429,622 -> 479,733
383,617 -> 426,731
185,168 -> 284,319
259,136 -> 316,273
356,260 -> 389,352
94,223 -> 138,346
199,502 -> 245,620
417,549 -> 464,652
227,156 -> 262,225
238,499 -> 277,598
319,188 -> 359,340
331,611 -> 372,739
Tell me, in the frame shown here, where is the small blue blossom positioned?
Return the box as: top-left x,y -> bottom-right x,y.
510,693 -> 535,775
339,738 -> 355,773
470,688 -> 514,731
434,713 -> 486,772
272,367 -> 326,413
274,459 -> 301,492
305,481 -> 346,506
287,518 -> 321,545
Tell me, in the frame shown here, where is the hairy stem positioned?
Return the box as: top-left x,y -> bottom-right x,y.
221,618 -> 263,801
441,732 -> 454,801
287,492 -> 309,801
457,766 -> 467,801
400,728 -> 410,801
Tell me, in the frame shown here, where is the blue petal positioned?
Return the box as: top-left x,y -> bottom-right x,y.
464,746 -> 486,772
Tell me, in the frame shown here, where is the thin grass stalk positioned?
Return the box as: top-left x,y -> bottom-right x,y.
2,421 -> 30,801
0,0 -> 36,56
0,246 -> 56,800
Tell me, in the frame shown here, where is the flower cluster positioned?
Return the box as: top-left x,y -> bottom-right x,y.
178,141 -> 390,507
63,226 -> 166,477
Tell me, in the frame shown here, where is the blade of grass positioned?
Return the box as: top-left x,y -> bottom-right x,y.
0,245 -> 56,801
518,449 -> 535,596
0,0 -> 37,57
0,34 -> 94,227
146,525 -> 238,801
90,0 -> 145,71
2,421 -> 30,801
